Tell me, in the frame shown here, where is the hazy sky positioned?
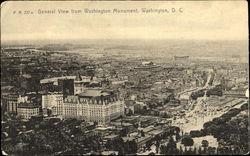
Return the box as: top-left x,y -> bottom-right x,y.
1,1 -> 248,41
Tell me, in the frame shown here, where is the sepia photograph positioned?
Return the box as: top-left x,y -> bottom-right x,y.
1,0 -> 249,155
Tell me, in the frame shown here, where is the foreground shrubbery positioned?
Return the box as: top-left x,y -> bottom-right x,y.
189,103 -> 249,155
1,118 -> 100,155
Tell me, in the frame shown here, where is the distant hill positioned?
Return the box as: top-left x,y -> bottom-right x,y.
1,39 -> 248,58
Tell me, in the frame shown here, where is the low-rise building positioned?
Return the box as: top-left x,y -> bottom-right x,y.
224,89 -> 247,98
17,103 -> 39,120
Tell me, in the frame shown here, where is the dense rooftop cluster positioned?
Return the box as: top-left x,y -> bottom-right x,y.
1,44 -> 248,155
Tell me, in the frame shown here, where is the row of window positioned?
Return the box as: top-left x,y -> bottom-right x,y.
18,108 -> 39,113
54,103 -> 123,118
18,112 -> 38,116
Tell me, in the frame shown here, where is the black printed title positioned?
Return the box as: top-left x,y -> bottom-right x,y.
13,8 -> 184,15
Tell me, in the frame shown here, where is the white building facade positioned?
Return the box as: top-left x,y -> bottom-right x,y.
55,90 -> 124,125
17,105 -> 39,120
42,94 -> 63,115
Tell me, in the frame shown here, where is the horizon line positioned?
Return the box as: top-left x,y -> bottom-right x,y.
1,38 -> 248,42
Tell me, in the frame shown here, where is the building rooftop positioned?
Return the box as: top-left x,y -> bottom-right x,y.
1,85 -> 14,91
143,126 -> 155,133
64,89 -> 118,104
40,75 -> 100,84
64,96 -> 78,103
104,134 -> 119,139
78,89 -> 111,97
142,61 -> 154,66
148,129 -> 164,136
122,136 -> 136,142
136,135 -> 152,143
95,127 -> 109,131
101,151 -> 118,155
18,102 -> 39,109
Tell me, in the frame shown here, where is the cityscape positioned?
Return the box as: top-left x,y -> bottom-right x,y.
1,39 -> 249,155
1,1 -> 249,156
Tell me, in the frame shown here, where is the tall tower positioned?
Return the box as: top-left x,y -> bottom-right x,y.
19,63 -> 25,77
75,73 -> 84,94
58,79 -> 74,97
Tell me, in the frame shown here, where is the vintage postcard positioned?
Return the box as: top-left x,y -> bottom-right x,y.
1,0 -> 249,155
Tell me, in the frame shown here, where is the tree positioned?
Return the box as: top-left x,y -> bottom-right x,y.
181,136 -> 194,147
240,103 -> 248,111
193,146 -> 197,155
105,139 -> 113,150
119,128 -> 127,137
30,133 -> 47,154
155,141 -> 160,153
44,144 -> 53,153
188,146 -> 192,155
203,121 -> 213,129
201,140 -> 209,148
201,140 -> 209,154
160,145 -> 167,154
198,146 -> 202,155
184,146 -> 188,154
207,146 -> 215,155
130,140 -> 138,154
125,140 -> 137,154
133,123 -> 139,129
8,124 -> 18,138
166,136 -> 177,155
112,138 -> 125,154
16,133 -> 31,143
179,146 -> 183,155
190,130 -> 205,138
174,126 -> 181,135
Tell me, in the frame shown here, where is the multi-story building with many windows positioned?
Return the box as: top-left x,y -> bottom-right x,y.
56,89 -> 124,125
2,94 -> 19,114
17,102 -> 39,120
42,94 -> 63,115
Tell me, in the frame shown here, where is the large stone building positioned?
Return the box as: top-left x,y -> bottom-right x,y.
17,102 -> 39,120
58,79 -> 75,96
55,89 -> 124,125
1,94 -> 19,114
42,94 -> 63,115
